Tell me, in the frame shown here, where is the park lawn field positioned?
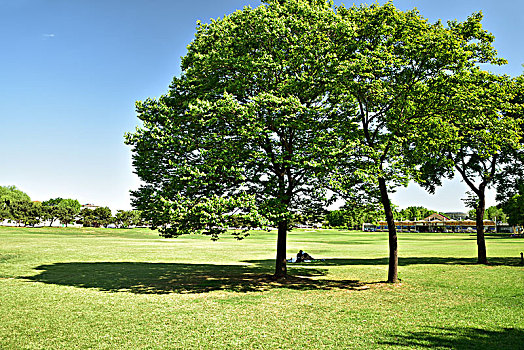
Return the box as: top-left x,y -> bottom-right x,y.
0,227 -> 522,349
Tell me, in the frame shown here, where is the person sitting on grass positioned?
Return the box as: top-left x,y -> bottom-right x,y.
296,250 -> 314,262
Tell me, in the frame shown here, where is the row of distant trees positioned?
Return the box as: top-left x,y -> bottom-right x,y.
0,185 -> 143,228
324,205 -> 509,229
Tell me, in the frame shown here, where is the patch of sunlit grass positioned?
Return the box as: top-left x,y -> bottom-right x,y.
0,226 -> 522,349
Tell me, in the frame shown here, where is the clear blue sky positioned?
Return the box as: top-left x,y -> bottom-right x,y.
1,0 -> 522,212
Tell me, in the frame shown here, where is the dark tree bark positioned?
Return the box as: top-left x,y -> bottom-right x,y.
475,187 -> 488,264
274,220 -> 288,278
378,177 -> 398,283
455,160 -> 495,265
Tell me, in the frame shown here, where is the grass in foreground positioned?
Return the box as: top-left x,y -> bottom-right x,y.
0,226 -> 523,349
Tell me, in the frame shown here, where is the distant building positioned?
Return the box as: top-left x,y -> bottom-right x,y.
371,213 -> 496,233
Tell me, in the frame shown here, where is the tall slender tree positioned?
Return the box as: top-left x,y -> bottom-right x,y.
413,70 -> 521,264
496,73 -> 524,231
327,4 -> 504,281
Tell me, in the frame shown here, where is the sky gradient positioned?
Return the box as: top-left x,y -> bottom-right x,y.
1,0 -> 523,212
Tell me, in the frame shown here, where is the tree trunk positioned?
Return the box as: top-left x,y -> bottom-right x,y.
378,177 -> 398,283
476,191 -> 488,264
274,220 -> 288,278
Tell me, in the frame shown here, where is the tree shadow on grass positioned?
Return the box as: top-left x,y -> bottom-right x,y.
380,326 -> 524,349
20,262 -> 370,294
245,256 -> 523,267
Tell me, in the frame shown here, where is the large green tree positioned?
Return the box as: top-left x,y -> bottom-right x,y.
496,74 -> 524,231
326,4 -> 504,281
396,206 -> 435,221
500,185 -> 524,231
414,70 -> 521,264
325,210 -> 346,227
115,210 -> 142,228
42,198 -> 63,227
77,208 -> 95,227
0,186 -> 32,224
468,206 -> 507,222
126,0 -> 340,278
93,207 -> 113,228
6,200 -> 42,227
42,198 -> 81,227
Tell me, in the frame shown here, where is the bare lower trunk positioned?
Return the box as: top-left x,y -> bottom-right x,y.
274,220 -> 288,278
378,177 -> 398,283
476,192 -> 488,264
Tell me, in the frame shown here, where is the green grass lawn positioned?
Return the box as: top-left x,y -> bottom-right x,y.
0,226 -> 522,349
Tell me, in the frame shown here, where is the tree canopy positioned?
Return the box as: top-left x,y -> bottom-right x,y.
500,185 -> 524,229
323,3 -> 505,280
413,70 -> 522,263
0,185 -> 32,223
0,185 -> 31,205
126,0 -> 517,280
42,197 -> 82,227
126,0 -> 341,277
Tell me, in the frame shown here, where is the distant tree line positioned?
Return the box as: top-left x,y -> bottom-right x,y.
1,184 -> 519,232
324,205 -> 510,230
324,204 -> 383,230
0,185 -> 144,228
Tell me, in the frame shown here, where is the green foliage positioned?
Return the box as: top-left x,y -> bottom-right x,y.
9,201 -> 42,227
42,197 -> 62,226
42,197 -> 63,207
343,203 -> 383,229
58,198 -> 81,214
485,206 -> 507,222
55,199 -> 82,227
115,210 -> 142,228
395,206 -> 434,221
93,207 -> 113,228
55,207 -> 75,227
500,183 -> 524,227
415,70 -> 521,199
326,204 -> 382,229
41,197 -> 81,227
323,3 -> 504,280
325,210 -> 346,227
413,70 -> 522,263
126,0 -> 344,275
496,73 -> 524,226
0,185 -> 31,203
467,206 -> 506,221
77,208 -> 94,227
126,1 -> 515,277
0,185 -> 31,221
126,0 -> 339,235
78,207 -> 114,228
328,4 -> 503,197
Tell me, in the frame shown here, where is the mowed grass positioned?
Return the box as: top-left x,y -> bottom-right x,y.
0,227 -> 523,349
